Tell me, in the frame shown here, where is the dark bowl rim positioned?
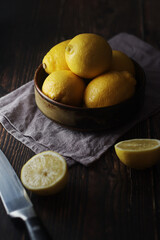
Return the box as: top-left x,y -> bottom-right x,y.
34,60 -> 146,112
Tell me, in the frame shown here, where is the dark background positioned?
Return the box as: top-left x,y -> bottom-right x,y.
0,0 -> 160,239
1,0 -> 160,93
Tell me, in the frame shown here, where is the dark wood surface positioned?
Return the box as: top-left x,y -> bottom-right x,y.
1,0 -> 160,239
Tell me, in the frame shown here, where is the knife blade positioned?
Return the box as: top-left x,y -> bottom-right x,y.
0,149 -> 51,240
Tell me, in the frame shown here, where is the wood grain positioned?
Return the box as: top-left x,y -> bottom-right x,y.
0,0 -> 160,239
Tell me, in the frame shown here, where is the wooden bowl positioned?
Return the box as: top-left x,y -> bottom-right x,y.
34,61 -> 146,131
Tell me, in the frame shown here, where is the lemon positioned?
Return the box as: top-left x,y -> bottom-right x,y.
42,39 -> 70,74
21,151 -> 68,195
42,70 -> 85,106
84,71 -> 136,108
65,33 -> 112,79
115,139 -> 160,169
110,50 -> 135,75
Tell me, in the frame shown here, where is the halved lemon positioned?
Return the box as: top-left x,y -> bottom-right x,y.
114,139 -> 160,169
21,151 -> 68,195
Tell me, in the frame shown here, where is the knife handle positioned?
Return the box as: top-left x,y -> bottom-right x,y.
25,216 -> 52,240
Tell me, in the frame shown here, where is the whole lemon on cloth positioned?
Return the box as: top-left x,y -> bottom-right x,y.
65,33 -> 112,79
110,50 -> 135,75
114,139 -> 160,169
42,70 -> 85,106
21,151 -> 68,195
84,71 -> 136,108
42,39 -> 70,74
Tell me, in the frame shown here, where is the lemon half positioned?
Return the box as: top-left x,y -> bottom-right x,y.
21,151 -> 68,195
115,139 -> 160,169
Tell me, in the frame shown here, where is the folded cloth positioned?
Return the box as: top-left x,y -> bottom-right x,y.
0,33 -> 160,166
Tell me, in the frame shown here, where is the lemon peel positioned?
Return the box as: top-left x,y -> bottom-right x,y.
65,33 -> 112,79
84,71 -> 136,108
42,70 -> 85,106
42,39 -> 70,74
110,50 -> 135,75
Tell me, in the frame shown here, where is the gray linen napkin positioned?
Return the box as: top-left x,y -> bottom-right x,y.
0,33 -> 160,166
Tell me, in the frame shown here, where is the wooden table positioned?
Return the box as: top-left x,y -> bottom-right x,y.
1,0 -> 160,239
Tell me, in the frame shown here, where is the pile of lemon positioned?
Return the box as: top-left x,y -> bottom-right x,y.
42,33 -> 136,108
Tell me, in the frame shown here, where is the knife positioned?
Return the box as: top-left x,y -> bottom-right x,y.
0,149 -> 51,240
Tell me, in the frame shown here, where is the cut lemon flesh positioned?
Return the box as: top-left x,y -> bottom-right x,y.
114,139 -> 160,169
21,151 -> 68,195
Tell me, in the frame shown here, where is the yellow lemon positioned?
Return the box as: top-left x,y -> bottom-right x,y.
42,39 -> 70,74
110,50 -> 135,75
65,33 -> 112,79
84,71 -> 136,108
114,139 -> 160,169
42,70 -> 85,106
21,151 -> 68,195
